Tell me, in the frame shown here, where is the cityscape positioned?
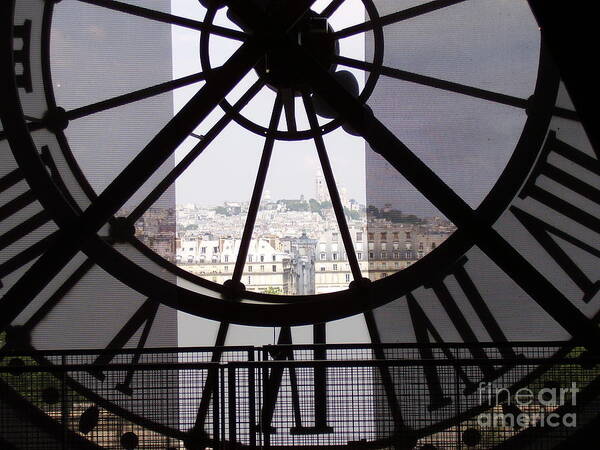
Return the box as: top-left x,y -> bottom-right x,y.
128,173 -> 456,295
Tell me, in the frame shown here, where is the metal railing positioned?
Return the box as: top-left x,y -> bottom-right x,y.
1,342 -> 599,449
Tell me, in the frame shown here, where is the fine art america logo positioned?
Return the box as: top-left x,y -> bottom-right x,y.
477,382 -> 579,428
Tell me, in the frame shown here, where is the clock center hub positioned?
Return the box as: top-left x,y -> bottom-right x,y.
255,12 -> 338,94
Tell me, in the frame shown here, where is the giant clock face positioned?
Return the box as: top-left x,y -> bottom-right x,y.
1,0 -> 600,449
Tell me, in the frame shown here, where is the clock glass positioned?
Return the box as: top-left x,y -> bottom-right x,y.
1,0 -> 600,448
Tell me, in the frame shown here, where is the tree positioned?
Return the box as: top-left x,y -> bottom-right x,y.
344,207 -> 361,220
215,206 -> 230,216
367,205 -> 380,217
263,286 -> 283,295
309,198 -> 321,213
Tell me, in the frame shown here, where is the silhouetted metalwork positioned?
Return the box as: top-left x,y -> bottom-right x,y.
2,343 -> 599,448
2,0 -> 600,448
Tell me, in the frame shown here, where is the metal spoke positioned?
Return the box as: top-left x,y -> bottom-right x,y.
127,79 -> 265,223
321,0 -> 346,18
66,71 -> 209,121
331,0 -> 469,39
73,0 -> 247,41
281,88 -> 297,133
302,92 -> 362,281
337,55 -> 529,109
232,94 -> 283,283
335,55 -> 578,120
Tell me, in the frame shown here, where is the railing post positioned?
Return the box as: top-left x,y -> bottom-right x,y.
212,364 -> 220,449
262,347 -> 271,447
248,350 -> 257,447
228,365 -> 237,446
455,359 -> 462,450
220,364 -> 226,447
61,355 -> 67,450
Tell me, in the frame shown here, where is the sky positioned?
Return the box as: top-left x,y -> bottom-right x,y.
52,0 -> 540,216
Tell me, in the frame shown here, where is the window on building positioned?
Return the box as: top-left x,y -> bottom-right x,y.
368,232 -> 374,241
419,242 -> 424,250
320,252 -> 326,260
405,232 -> 411,239
272,265 -> 277,272
248,266 -> 253,272
381,273 -> 388,278
332,232 -> 338,241
248,254 -> 252,262
393,232 -> 399,240
356,232 -> 362,241
357,252 -> 362,260
224,255 -> 229,262
189,247 -> 194,251
320,266 -> 326,271
345,273 -> 350,282
273,255 -> 276,261
381,251 -> 387,259
369,252 -> 374,259
381,242 -> 387,251
394,251 -> 399,259
260,255 -> 265,262
213,246 -> 218,253
381,232 -> 387,241
332,253 -> 338,260
431,242 -> 436,250
248,276 -> 251,284
260,265 -> 265,271
333,264 -> 338,271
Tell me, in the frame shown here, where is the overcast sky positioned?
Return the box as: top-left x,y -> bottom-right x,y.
53,0 -> 540,216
